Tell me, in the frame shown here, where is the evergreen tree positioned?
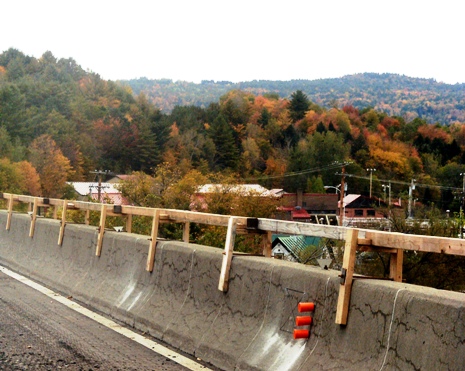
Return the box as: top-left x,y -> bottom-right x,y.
209,114 -> 239,170
258,108 -> 272,128
288,90 -> 310,123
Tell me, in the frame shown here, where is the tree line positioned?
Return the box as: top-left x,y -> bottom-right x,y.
122,73 -> 465,125
2,48 -> 465,211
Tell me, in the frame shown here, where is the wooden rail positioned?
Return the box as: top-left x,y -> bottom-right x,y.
1,193 -> 465,325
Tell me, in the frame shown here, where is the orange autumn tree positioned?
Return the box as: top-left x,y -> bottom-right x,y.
28,135 -> 74,198
15,161 -> 41,196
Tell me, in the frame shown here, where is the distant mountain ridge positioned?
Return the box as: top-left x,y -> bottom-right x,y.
120,73 -> 465,125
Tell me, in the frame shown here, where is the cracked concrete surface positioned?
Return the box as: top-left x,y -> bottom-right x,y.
0,212 -> 463,370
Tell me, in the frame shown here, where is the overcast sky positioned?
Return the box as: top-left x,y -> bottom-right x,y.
2,1 -> 464,84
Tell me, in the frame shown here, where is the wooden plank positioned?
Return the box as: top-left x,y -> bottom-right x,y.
182,222 -> 190,243
218,217 -> 237,292
365,230 -> 465,256
29,197 -> 38,238
357,238 -> 372,246
163,209 -> 243,227
146,209 -> 160,272
6,193 -> 14,231
58,200 -> 68,245
85,210 -> 90,225
126,214 -> 132,233
96,204 -> 107,257
358,246 -> 398,254
18,195 -> 36,203
262,231 -> 272,258
335,228 -> 359,325
390,249 -> 403,282
258,218 -> 348,240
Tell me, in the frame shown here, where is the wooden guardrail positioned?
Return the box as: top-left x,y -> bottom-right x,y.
1,193 -> 465,325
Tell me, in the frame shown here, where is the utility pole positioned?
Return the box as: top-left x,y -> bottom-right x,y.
367,168 -> 376,198
388,181 -> 391,206
339,166 -> 346,226
90,170 -> 111,203
460,173 -> 465,238
408,178 -> 416,219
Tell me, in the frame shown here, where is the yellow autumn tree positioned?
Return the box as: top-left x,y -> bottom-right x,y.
367,132 -> 422,178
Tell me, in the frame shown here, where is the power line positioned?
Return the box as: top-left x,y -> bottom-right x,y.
336,173 -> 462,192
243,162 -> 352,182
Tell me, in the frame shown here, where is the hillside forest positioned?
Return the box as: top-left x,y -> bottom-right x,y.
123,74 -> 465,125
2,49 -> 465,209
2,48 -> 465,291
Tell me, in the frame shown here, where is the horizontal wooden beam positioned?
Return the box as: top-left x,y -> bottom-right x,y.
365,230 -> 465,256
2,191 -> 465,258
258,218 -> 349,240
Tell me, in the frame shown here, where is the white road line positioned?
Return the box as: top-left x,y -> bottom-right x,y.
0,265 -> 212,371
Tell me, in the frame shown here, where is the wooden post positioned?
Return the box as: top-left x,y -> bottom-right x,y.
58,200 -> 68,245
390,249 -> 403,282
29,197 -> 38,238
218,217 -> 237,292
262,231 -> 272,257
6,194 -> 14,231
183,222 -> 190,243
146,209 -> 160,272
96,204 -> 107,257
85,209 -> 90,225
335,228 -> 359,325
126,214 -> 132,233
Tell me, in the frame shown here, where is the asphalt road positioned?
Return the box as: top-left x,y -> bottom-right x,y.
0,270 -> 211,371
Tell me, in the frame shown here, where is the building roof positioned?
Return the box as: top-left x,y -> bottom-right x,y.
271,235 -> 320,262
68,182 -> 121,196
196,184 -> 274,197
281,193 -> 338,210
342,194 -> 387,208
291,207 -> 311,219
341,194 -> 360,207
269,189 -> 285,197
107,174 -> 131,183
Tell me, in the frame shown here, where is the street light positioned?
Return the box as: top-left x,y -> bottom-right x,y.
382,183 -> 391,204
324,183 -> 347,194
324,184 -> 348,226
367,168 -> 376,198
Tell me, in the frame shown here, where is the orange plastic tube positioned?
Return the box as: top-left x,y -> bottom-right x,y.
293,329 -> 310,339
295,316 -> 313,326
298,302 -> 315,313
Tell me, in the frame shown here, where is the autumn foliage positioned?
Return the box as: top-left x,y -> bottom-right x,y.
1,48 -> 465,213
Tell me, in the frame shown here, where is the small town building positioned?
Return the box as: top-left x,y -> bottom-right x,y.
66,182 -> 128,204
271,235 -> 321,262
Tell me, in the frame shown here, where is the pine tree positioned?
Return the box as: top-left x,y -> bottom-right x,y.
209,114 -> 239,170
289,90 -> 310,123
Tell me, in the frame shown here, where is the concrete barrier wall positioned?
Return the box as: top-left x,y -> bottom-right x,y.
0,212 -> 464,370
